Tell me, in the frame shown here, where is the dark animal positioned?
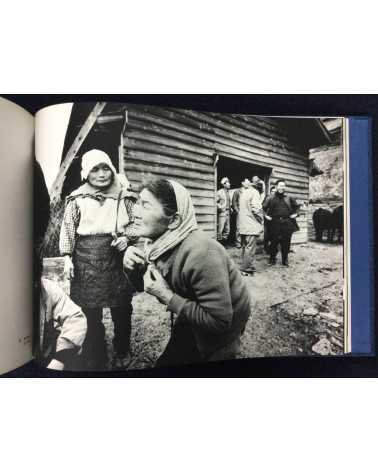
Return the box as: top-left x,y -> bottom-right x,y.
331,205 -> 343,243
313,208 -> 334,242
313,206 -> 344,243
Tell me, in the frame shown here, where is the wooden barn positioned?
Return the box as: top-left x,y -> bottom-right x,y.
58,102 -> 332,245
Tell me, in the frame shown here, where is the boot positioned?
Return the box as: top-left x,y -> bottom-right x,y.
113,351 -> 132,370
269,256 -> 276,265
282,256 -> 289,267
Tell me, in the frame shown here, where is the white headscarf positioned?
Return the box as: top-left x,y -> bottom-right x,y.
117,173 -> 131,190
70,149 -> 135,202
146,180 -> 198,262
80,149 -> 118,181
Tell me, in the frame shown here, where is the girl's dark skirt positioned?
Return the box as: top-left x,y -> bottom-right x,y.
71,235 -> 133,309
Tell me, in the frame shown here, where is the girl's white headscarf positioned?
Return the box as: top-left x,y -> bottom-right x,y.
80,149 -> 118,181
146,180 -> 198,262
70,149 -> 134,201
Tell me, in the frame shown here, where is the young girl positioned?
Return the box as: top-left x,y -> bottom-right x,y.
59,149 -> 138,370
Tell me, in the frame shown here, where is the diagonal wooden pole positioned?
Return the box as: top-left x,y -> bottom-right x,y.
50,101 -> 107,205
41,102 -> 107,257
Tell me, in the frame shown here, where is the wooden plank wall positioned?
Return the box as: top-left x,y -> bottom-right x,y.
122,106 -> 310,242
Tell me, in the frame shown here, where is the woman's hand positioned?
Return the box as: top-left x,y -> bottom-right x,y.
111,236 -> 128,252
265,215 -> 272,221
64,255 -> 74,279
143,264 -> 174,305
123,246 -> 146,272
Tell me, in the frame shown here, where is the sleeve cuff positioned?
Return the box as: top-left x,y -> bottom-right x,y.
167,293 -> 187,315
56,337 -> 77,352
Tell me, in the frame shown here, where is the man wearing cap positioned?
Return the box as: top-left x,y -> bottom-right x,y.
216,177 -> 231,245
232,177 -> 250,248
238,178 -> 263,275
251,175 -> 266,202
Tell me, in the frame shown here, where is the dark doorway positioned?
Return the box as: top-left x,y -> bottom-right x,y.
217,156 -> 272,190
216,156 -> 272,245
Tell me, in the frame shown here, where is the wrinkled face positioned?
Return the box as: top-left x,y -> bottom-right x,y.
277,182 -> 286,194
134,189 -> 172,240
87,163 -> 113,189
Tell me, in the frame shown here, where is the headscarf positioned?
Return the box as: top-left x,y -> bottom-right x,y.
145,180 -> 198,262
80,149 -> 117,181
117,173 -> 132,190
70,149 -> 124,199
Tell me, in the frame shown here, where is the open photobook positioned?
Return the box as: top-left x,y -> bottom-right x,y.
0,97 -> 374,374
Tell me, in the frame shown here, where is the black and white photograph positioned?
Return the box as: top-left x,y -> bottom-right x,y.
2,6 -> 378,472
35,102 -> 346,371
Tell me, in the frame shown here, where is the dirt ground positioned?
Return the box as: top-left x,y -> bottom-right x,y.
103,240 -> 344,370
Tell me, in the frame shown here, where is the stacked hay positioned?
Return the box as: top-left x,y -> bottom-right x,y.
41,200 -> 65,258
307,119 -> 344,241
309,144 -> 344,204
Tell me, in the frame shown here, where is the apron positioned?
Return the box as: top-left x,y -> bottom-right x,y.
71,235 -> 132,308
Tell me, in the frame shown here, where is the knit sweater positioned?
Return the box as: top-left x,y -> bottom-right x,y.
129,230 -> 251,357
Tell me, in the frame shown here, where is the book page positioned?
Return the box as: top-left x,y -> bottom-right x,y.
34,102 -> 348,372
0,98 -> 34,374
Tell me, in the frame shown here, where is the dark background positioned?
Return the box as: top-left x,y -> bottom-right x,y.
3,94 -> 377,378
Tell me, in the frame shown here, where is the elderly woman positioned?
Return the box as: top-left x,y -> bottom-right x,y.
59,149 -> 138,370
123,177 -> 251,367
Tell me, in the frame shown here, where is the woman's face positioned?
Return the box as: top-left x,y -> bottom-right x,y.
134,189 -> 172,240
87,163 -> 113,189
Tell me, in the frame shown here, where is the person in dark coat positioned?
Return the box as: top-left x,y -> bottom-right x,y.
263,185 -> 276,254
262,180 -> 299,267
123,177 -> 251,367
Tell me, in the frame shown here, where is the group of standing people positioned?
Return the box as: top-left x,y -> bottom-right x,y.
37,150 -> 252,371
217,176 -> 299,275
